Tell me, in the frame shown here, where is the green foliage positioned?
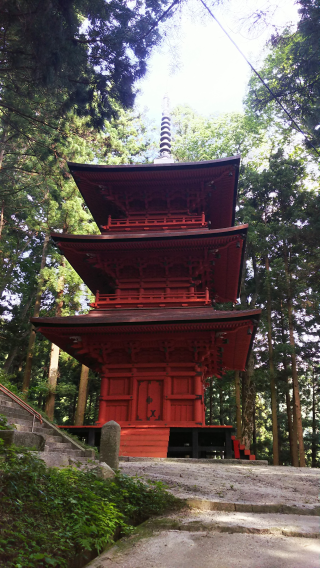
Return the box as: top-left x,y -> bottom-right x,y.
0,415 -> 15,431
0,0 -> 176,129
0,443 -> 180,568
246,0 -> 320,154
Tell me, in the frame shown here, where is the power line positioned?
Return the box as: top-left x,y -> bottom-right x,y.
199,0 -> 320,157
139,0 -> 181,42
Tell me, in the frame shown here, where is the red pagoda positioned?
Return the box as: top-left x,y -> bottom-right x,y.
32,103 -> 260,459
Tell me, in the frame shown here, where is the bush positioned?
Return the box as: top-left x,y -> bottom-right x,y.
0,414 -> 15,431
0,442 -> 180,567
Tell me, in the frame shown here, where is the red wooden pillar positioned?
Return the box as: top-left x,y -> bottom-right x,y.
98,373 -> 109,424
163,370 -> 171,422
194,367 -> 204,424
129,371 -> 138,421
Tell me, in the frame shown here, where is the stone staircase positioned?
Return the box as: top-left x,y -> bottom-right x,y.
0,388 -> 96,468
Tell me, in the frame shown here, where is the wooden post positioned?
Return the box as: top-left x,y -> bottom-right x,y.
74,365 -> 90,425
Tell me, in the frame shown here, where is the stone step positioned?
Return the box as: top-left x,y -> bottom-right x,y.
45,442 -> 73,451
0,391 -> 96,462
33,426 -> 61,436
41,434 -> 70,443
0,399 -> 23,409
44,447 -> 84,456
0,407 -> 37,421
6,418 -> 35,428
0,393 -> 21,404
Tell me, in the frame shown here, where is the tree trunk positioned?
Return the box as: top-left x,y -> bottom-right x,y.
45,343 -> 60,420
44,257 -> 65,419
285,375 -> 297,466
4,290 -> 37,373
22,234 -> 50,394
219,382 -> 224,425
311,367 -> 317,468
265,256 -> 279,465
209,378 -> 213,425
280,300 -> 298,466
71,392 -> 77,424
234,370 -> 241,440
74,365 -> 90,426
252,394 -> 256,456
87,391 -> 93,422
0,201 -> 4,239
241,351 -> 255,450
283,244 -> 305,467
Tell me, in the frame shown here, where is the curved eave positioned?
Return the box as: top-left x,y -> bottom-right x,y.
32,307 -> 261,327
67,155 -> 241,174
51,225 -> 248,303
68,155 -> 240,230
31,308 -> 261,373
51,224 -> 247,244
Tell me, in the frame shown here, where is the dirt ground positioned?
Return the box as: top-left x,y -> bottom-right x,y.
119,461 -> 319,510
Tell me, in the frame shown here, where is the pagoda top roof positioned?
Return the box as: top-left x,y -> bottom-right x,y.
68,155 -> 240,230
68,155 -> 240,174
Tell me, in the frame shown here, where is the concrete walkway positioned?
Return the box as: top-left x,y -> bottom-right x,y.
86,461 -> 320,568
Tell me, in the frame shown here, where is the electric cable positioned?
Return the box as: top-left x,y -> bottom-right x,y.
139,0 -> 181,41
199,0 -> 320,156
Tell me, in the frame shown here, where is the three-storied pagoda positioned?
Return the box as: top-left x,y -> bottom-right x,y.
32,102 -> 260,459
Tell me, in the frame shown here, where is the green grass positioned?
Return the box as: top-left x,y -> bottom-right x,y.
0,439 -> 181,568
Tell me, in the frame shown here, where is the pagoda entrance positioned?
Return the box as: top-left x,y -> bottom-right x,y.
136,379 -> 163,422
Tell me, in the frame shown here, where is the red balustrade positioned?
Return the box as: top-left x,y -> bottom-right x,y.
101,213 -> 207,232
90,288 -> 210,309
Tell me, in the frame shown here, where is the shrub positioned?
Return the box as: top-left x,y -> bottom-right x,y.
0,414 -> 15,431
0,442 -> 180,567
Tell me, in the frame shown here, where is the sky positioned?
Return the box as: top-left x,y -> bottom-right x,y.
135,0 -> 299,123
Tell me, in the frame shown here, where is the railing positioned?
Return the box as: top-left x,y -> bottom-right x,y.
90,288 -> 210,309
101,213 -> 207,232
0,383 -> 43,432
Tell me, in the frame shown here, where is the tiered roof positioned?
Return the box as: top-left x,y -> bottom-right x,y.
32,152 -> 260,376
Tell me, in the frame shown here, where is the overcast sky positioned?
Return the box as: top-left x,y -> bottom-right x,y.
135,0 -> 299,123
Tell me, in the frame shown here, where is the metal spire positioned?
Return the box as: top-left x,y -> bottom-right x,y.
154,94 -> 174,164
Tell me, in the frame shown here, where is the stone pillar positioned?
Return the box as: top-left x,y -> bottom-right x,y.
99,420 -> 121,470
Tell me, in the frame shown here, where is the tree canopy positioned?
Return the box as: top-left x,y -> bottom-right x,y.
246,0 -> 320,153
0,0 -> 179,128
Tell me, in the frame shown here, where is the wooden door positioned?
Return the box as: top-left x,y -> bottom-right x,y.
136,380 -> 163,421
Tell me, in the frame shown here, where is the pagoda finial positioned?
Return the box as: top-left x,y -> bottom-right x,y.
154,94 -> 174,164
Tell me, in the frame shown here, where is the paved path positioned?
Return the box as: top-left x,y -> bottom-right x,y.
87,461 -> 320,568
119,461 -> 319,510
88,531 -> 320,568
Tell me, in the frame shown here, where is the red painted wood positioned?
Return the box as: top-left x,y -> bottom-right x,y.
233,439 -> 240,459
67,158 -> 240,231
101,213 -> 208,231
120,427 -> 170,457
32,156 -> 262,459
